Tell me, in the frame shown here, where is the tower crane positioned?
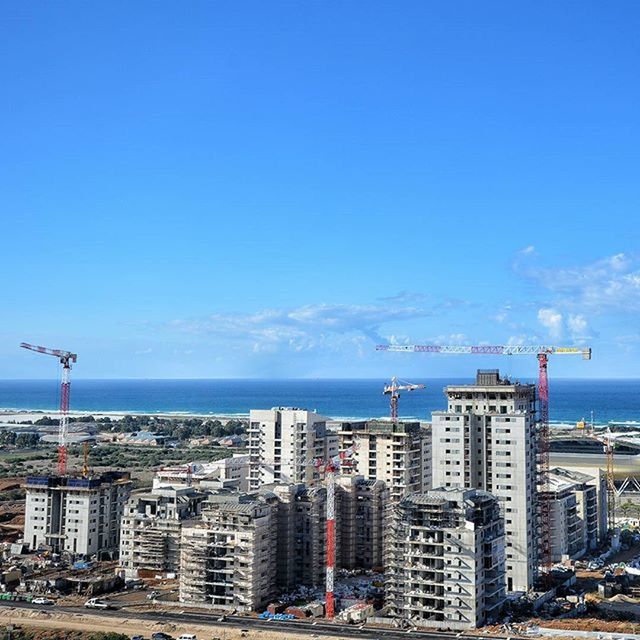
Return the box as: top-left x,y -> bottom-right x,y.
376,342 -> 591,576
383,376 -> 425,421
244,445 -> 358,619
315,442 -> 358,619
20,343 -> 77,475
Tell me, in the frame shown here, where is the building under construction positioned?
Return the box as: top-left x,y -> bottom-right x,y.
431,370 -> 538,593
119,485 -> 208,579
24,472 -> 131,557
179,493 -> 277,611
385,488 -> 506,630
336,475 -> 387,571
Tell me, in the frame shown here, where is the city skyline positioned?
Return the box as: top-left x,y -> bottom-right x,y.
2,2 -> 639,379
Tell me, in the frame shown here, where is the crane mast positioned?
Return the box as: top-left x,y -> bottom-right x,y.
19,342 -> 77,476
376,342 -> 592,579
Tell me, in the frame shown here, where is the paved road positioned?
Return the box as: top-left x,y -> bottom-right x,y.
0,600 -> 505,640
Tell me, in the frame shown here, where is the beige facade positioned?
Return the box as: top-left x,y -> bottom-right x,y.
335,420 -> 431,502
248,408 -> 338,490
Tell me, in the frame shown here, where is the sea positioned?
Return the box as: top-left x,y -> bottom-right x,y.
0,378 -> 639,426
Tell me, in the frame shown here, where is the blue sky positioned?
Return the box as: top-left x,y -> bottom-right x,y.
2,1 -> 639,379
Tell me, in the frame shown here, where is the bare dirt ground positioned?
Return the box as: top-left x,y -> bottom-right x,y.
0,607 -> 334,640
530,616 -> 640,635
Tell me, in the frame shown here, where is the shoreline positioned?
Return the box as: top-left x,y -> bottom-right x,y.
0,408 -> 629,428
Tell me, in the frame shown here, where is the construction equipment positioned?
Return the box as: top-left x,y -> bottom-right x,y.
383,377 -> 425,421
20,342 -> 77,475
376,342 -> 591,577
586,428 -> 617,532
316,442 -> 358,619
82,441 -> 90,478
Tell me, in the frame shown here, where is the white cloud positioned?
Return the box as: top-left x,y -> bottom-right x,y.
520,245 -> 536,255
537,308 -> 563,339
523,253 -> 640,313
168,303 -> 433,355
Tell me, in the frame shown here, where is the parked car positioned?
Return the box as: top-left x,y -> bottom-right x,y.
84,598 -> 112,610
177,635 -> 196,640
151,633 -> 173,640
131,636 -> 145,640
32,597 -> 54,605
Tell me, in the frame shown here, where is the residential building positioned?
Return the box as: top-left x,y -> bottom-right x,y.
336,475 -> 387,571
431,370 -> 537,592
154,455 -> 250,492
335,420 -> 431,502
248,408 -> 338,490
179,494 -> 277,611
119,485 -> 208,579
386,488 -> 506,630
540,467 -> 601,561
267,483 -> 328,591
24,472 -> 131,557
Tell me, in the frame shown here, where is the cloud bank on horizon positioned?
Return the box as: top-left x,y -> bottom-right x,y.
109,250 -> 638,379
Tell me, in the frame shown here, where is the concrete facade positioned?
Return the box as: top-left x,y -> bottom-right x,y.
386,488 -> 506,629
24,472 -> 131,558
179,494 -> 277,611
335,420 -> 431,502
431,370 -> 538,592
248,408 -> 338,490
336,475 -> 387,571
119,486 -> 208,578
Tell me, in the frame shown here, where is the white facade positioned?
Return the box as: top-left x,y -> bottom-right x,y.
154,455 -> 250,492
24,473 -> 131,558
248,408 -> 337,490
431,370 -> 537,593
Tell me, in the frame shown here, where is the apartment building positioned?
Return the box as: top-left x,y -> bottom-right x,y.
386,488 -> 506,630
24,472 -> 131,557
267,483 -> 328,590
336,475 -> 387,571
119,486 -> 208,579
248,408 -> 338,490
154,455 -> 250,492
179,494 -> 277,611
540,467 -> 601,561
431,370 -> 537,592
335,420 -> 431,502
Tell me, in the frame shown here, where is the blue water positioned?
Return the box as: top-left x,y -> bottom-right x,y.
0,379 -> 638,425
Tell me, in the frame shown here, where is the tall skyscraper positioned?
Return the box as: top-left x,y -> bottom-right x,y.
431,370 -> 538,592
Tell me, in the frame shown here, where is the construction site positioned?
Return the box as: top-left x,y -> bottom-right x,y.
3,340 -> 640,638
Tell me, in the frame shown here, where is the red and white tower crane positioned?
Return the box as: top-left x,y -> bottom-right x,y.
383,376 -> 425,421
20,343 -> 77,476
376,343 -> 591,576
316,442 -> 358,619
